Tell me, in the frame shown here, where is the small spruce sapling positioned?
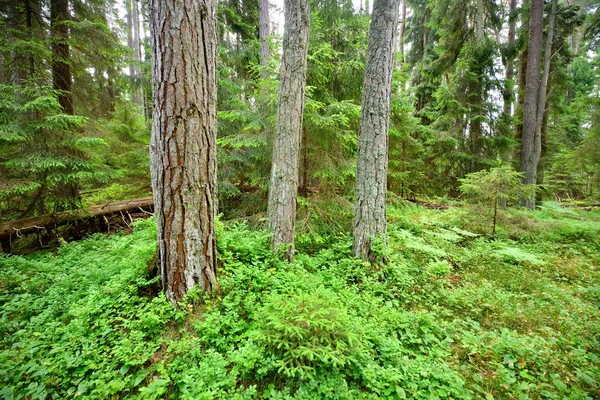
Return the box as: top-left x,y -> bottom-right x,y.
459,166 -> 534,237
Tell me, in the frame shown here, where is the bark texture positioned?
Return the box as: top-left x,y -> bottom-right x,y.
51,0 -> 73,115
519,0 -> 543,208
150,0 -> 218,305
353,0 -> 400,261
267,0 -> 310,262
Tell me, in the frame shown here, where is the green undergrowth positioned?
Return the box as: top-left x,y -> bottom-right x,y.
1,202 -> 599,399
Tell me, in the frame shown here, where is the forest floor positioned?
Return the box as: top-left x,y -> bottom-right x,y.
1,200 -> 599,399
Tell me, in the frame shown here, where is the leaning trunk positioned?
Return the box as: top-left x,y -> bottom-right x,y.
353,0 -> 400,261
150,0 -> 219,305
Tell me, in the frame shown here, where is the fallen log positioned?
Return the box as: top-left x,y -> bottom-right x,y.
0,197 -> 154,245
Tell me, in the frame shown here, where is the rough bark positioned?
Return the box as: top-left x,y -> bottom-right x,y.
353,0 -> 400,261
51,0 -> 73,115
259,0 -> 270,70
519,0 -> 543,208
150,0 -> 219,305
267,0 -> 310,262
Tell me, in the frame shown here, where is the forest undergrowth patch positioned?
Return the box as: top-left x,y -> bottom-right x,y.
1,202 -> 599,399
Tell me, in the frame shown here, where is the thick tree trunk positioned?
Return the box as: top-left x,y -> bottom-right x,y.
259,0 -> 270,71
519,0 -> 543,209
267,0 -> 310,262
533,0 -> 556,205
353,0 -> 399,261
51,0 -> 73,115
150,0 -> 219,305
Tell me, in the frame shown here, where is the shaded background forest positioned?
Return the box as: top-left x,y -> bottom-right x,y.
1,0 -> 599,222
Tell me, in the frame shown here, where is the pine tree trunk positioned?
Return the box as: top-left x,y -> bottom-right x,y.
267,0 -> 310,262
150,0 -> 219,305
354,0 -> 399,261
519,0 -> 543,209
259,0 -> 270,71
51,0 -> 73,115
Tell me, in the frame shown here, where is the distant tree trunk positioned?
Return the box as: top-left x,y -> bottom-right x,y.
132,0 -> 144,107
267,0 -> 310,262
475,0 -> 484,40
51,0 -> 73,115
398,0 -> 406,62
519,0 -> 543,209
534,0 -> 556,205
126,0 -> 135,80
514,0 -> 529,165
353,0 -> 399,261
259,0 -> 270,73
51,0 -> 79,208
503,0 -> 517,118
150,0 -> 219,305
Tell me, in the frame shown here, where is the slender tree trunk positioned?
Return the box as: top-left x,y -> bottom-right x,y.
354,0 -> 400,261
519,0 -> 543,209
398,0 -> 406,63
51,0 -> 73,115
150,0 -> 219,305
259,0 -> 270,74
126,0 -> 135,80
132,0 -> 144,107
267,0 -> 310,262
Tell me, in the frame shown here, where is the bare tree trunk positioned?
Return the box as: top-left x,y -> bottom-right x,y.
354,0 -> 400,261
519,0 -> 543,209
51,0 -> 73,115
267,0 -> 310,262
259,0 -> 270,73
150,0 -> 219,305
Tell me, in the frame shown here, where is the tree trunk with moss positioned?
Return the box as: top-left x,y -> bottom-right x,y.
150,0 -> 219,305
